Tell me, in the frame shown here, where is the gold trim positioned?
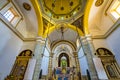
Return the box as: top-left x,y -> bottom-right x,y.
84,0 -> 94,35
30,0 -> 43,37
43,24 -> 84,38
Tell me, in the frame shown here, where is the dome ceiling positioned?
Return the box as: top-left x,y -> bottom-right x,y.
39,0 -> 86,23
43,0 -> 81,15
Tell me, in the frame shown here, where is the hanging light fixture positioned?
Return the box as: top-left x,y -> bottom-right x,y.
55,23 -> 68,40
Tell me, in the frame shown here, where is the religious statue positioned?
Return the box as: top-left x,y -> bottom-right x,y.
61,59 -> 67,74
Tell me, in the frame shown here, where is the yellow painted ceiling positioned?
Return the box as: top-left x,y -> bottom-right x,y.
40,0 -> 82,20
43,0 -> 81,15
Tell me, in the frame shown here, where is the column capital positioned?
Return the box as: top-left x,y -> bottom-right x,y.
85,34 -> 92,41
36,36 -> 45,44
80,36 -> 88,45
49,53 -> 54,57
73,51 -> 78,57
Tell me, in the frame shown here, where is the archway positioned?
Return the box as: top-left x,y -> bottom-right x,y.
43,24 -> 84,38
58,53 -> 69,67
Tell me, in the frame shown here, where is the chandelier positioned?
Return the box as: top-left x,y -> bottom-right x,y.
55,23 -> 68,40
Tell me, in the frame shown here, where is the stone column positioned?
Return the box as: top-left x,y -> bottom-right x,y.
80,36 -> 98,80
32,37 -> 45,80
48,53 -> 53,79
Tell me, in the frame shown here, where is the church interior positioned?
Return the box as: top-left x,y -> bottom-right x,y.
0,0 -> 120,80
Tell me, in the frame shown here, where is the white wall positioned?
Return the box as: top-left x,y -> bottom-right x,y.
0,20 -> 23,80
106,25 -> 120,66
93,39 -> 110,50
20,41 -> 36,52
78,47 -> 88,75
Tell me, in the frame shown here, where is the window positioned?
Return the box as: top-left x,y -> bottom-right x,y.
111,1 -> 120,19
3,7 -> 18,22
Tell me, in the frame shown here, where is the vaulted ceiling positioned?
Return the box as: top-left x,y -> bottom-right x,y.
12,0 -> 114,43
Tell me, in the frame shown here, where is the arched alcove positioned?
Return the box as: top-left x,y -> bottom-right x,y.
58,53 -> 69,67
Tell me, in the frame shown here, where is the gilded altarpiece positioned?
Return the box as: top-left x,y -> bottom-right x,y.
5,50 -> 32,80
96,48 -> 120,80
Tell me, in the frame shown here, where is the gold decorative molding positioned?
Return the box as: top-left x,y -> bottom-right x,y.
84,0 -> 94,35
96,48 -> 120,79
30,0 -> 43,37
5,50 -> 33,80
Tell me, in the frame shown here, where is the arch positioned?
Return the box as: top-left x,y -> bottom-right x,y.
19,49 -> 33,56
43,24 -> 84,38
58,53 -> 69,67
51,40 -> 76,53
84,0 -> 94,34
30,0 -> 43,37
96,48 -> 113,56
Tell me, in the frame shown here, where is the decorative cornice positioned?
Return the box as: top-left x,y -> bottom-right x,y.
92,19 -> 120,39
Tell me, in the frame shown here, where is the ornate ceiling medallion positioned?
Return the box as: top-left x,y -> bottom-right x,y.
23,2 -> 31,11
95,0 -> 104,7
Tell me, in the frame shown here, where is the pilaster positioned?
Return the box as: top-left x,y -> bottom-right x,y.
73,51 -> 80,72
48,53 -> 53,79
73,51 -> 82,80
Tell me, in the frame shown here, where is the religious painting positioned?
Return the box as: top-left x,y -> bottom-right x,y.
106,65 -> 117,78
5,49 -> 33,80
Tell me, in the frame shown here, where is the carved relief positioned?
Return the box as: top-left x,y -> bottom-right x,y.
95,0 -> 104,7
23,3 -> 31,11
